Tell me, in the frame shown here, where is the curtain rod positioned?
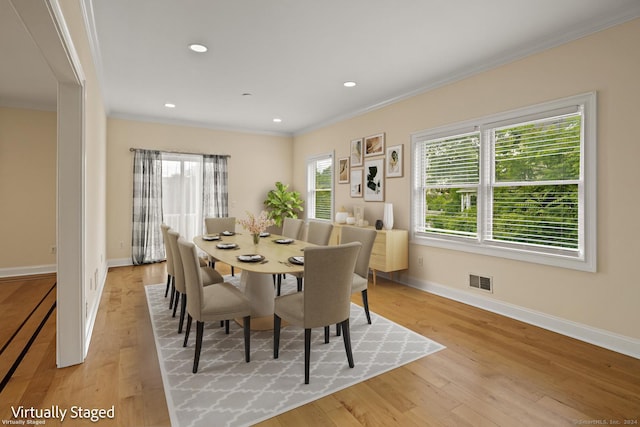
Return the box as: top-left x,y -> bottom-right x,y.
129,148 -> 230,158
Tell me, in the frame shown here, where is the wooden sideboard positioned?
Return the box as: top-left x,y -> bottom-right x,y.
330,224 -> 408,285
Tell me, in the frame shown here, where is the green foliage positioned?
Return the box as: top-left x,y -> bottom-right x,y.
263,181 -> 304,227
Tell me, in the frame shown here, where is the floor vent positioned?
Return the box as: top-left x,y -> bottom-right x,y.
469,274 -> 493,293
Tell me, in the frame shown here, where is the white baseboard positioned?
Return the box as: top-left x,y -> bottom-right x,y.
396,274 -> 640,360
0,264 -> 56,279
107,258 -> 133,268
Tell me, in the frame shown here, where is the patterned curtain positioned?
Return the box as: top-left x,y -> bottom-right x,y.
202,155 -> 229,231
132,149 -> 164,265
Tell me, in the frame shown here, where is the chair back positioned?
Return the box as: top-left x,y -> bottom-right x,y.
177,238 -> 205,321
302,242 -> 361,329
166,230 -> 186,293
160,223 -> 174,275
282,217 -> 304,239
340,226 -> 377,278
205,217 -> 236,234
305,221 -> 334,246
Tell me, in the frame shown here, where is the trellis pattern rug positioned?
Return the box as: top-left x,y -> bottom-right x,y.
145,275 -> 445,427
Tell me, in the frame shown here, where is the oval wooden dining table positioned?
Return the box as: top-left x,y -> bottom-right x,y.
194,232 -> 314,330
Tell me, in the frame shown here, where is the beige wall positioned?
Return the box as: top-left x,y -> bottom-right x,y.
293,19 -> 640,341
0,107 -> 57,269
106,118 -> 294,262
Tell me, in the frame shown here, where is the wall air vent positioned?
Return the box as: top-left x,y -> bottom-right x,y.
469,274 -> 493,293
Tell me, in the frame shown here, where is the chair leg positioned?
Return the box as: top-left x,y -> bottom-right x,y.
276,274 -> 282,296
341,319 -> 355,369
297,277 -> 303,292
178,294 -> 187,333
231,266 -> 235,277
225,320 -> 230,334
362,289 -> 371,324
324,326 -> 330,343
336,323 -> 341,336
243,316 -> 251,362
164,274 -> 171,297
169,278 -> 175,309
183,314 -> 192,347
172,290 -> 180,317
304,328 -> 312,384
273,314 -> 281,358
193,321 -> 204,373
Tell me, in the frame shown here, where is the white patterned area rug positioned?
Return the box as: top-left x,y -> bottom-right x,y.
145,275 -> 445,427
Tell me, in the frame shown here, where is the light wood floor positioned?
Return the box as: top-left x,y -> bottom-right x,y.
1,263 -> 638,426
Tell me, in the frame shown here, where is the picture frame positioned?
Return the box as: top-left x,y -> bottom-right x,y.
338,157 -> 349,183
363,158 -> 384,202
350,138 -> 363,167
385,144 -> 403,178
364,133 -> 385,157
350,169 -> 363,197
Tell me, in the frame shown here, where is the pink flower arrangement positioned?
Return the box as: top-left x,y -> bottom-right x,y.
237,210 -> 274,235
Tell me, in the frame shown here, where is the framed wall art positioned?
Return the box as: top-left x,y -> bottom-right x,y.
363,158 -> 384,202
364,133 -> 385,157
350,138 -> 363,167
385,144 -> 403,178
350,169 -> 362,197
338,157 -> 349,183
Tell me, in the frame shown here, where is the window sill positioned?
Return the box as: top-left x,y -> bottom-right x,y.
411,233 -> 596,272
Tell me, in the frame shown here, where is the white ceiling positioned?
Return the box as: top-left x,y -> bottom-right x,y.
2,0 -> 640,135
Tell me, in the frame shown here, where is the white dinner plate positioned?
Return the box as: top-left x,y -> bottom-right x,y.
216,243 -> 237,249
237,254 -> 265,262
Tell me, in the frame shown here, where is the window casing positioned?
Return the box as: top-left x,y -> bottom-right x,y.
412,93 -> 596,271
307,153 -> 334,221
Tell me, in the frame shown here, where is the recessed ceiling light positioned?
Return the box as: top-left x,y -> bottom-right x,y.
273,118 -> 282,123
343,81 -> 357,87
188,43 -> 208,53
164,103 -> 176,108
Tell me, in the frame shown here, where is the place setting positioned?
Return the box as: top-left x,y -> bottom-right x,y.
237,254 -> 268,264
273,237 -> 295,244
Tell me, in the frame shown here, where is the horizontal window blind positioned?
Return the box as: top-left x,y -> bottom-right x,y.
307,154 -> 333,221
417,131 -> 479,237
489,113 -> 581,250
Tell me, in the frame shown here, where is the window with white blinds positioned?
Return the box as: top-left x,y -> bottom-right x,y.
411,93 -> 596,271
307,153 -> 333,221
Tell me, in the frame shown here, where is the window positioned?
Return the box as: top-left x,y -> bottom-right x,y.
161,153 -> 203,241
412,93 -> 596,271
307,153 -> 334,221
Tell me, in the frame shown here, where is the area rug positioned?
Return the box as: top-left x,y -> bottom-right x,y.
145,275 -> 445,427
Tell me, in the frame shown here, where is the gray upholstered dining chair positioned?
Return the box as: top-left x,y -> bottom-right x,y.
167,230 -> 224,334
337,226 -> 377,334
204,216 -> 237,276
160,224 -> 175,306
285,221 -> 334,295
274,217 -> 305,291
178,237 -> 251,373
273,241 -> 361,384
281,217 -> 304,239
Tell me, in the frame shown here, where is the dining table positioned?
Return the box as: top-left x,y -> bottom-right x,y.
194,231 -> 314,330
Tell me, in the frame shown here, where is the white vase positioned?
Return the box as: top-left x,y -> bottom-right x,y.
383,203 -> 394,230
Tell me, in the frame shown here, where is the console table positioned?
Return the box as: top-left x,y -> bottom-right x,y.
330,224 -> 408,285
